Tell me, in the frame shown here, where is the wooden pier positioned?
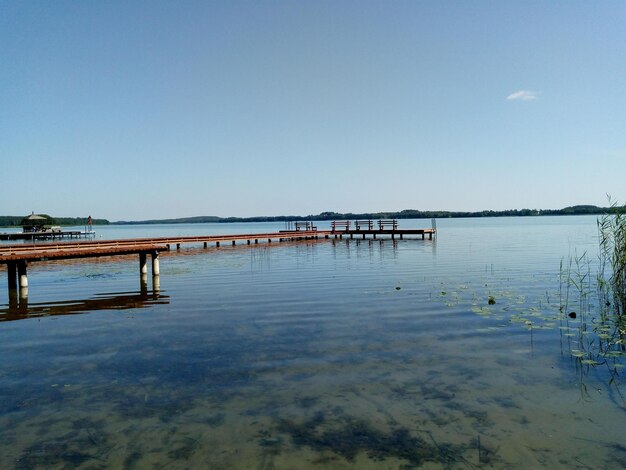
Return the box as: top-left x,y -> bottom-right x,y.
330,220 -> 435,240
1,222 -> 435,297
0,230 -> 95,241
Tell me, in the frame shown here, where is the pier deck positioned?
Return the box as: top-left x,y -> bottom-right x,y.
331,228 -> 435,240
0,231 -> 95,241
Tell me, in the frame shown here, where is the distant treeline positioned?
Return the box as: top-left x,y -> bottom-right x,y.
0,216 -> 110,227
112,205 -> 625,225
114,216 -> 221,225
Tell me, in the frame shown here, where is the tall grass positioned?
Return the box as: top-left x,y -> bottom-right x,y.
597,199 -> 626,323
559,199 -> 626,394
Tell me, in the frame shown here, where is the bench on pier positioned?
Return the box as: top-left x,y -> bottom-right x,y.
331,221 -> 351,232
355,220 -> 373,230
295,221 -> 317,231
378,219 -> 398,230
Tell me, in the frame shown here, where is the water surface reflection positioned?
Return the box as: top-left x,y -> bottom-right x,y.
1,289 -> 168,322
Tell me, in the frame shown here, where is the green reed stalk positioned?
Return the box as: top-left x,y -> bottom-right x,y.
597,200 -> 626,321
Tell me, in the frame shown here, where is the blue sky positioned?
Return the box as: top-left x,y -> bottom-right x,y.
1,1 -> 625,220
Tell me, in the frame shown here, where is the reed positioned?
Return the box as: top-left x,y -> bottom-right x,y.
559,198 -> 626,370
597,198 -> 626,322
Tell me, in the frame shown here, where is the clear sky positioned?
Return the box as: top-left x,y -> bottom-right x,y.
1,1 -> 625,221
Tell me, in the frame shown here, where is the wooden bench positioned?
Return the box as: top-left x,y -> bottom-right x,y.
355,220 -> 373,230
331,221 -> 351,232
378,219 -> 398,230
295,221 -> 317,231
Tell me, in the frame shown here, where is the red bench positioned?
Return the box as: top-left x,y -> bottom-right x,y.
355,220 -> 374,230
378,219 -> 398,230
331,221 -> 351,232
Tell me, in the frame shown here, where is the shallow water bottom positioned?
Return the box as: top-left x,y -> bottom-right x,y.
0,241 -> 625,468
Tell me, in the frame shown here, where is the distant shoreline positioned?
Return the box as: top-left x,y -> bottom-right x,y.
1,205 -> 622,228
111,204 -> 619,225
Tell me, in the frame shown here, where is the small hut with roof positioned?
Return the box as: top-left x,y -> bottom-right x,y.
20,212 -> 58,232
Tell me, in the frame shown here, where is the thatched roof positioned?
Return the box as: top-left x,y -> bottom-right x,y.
20,213 -> 56,226
24,213 -> 46,221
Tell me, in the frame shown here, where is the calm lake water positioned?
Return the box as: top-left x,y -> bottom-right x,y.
0,217 -> 624,469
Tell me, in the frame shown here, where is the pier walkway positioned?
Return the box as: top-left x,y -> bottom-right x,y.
1,223 -> 435,296
0,231 -> 96,241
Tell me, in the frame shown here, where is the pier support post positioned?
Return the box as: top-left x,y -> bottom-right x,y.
268,239 -> 272,243
139,252 -> 148,274
7,262 -> 17,290
176,243 -> 180,250
232,240 -> 236,246
216,241 -> 220,247
140,273 -> 148,294
400,234 -> 403,240
17,260 -> 28,289
8,289 -> 18,309
151,251 -> 160,276
247,240 -> 251,245
19,287 -> 28,304
204,242 -> 208,248
255,239 -> 258,244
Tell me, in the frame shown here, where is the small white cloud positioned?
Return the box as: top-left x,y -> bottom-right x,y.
506,90 -> 540,101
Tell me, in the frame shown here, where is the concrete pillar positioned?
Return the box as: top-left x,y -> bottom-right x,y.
232,240 -> 236,246
400,233 -> 404,240
422,233 -> 425,240
152,274 -> 160,292
268,239 -> 272,243
176,243 -> 180,250
139,252 -> 148,274
362,234 -> 366,240
255,239 -> 258,244
17,260 -> 28,288
216,241 -> 220,247
373,233 -> 377,239
204,242 -> 208,248
140,273 -> 148,294
247,240 -> 251,245
7,262 -> 17,290
151,251 -> 160,276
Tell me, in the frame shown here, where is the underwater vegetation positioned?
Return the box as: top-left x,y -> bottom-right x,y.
275,410 -> 493,467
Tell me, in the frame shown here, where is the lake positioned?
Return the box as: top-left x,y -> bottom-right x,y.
0,216 -> 624,469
